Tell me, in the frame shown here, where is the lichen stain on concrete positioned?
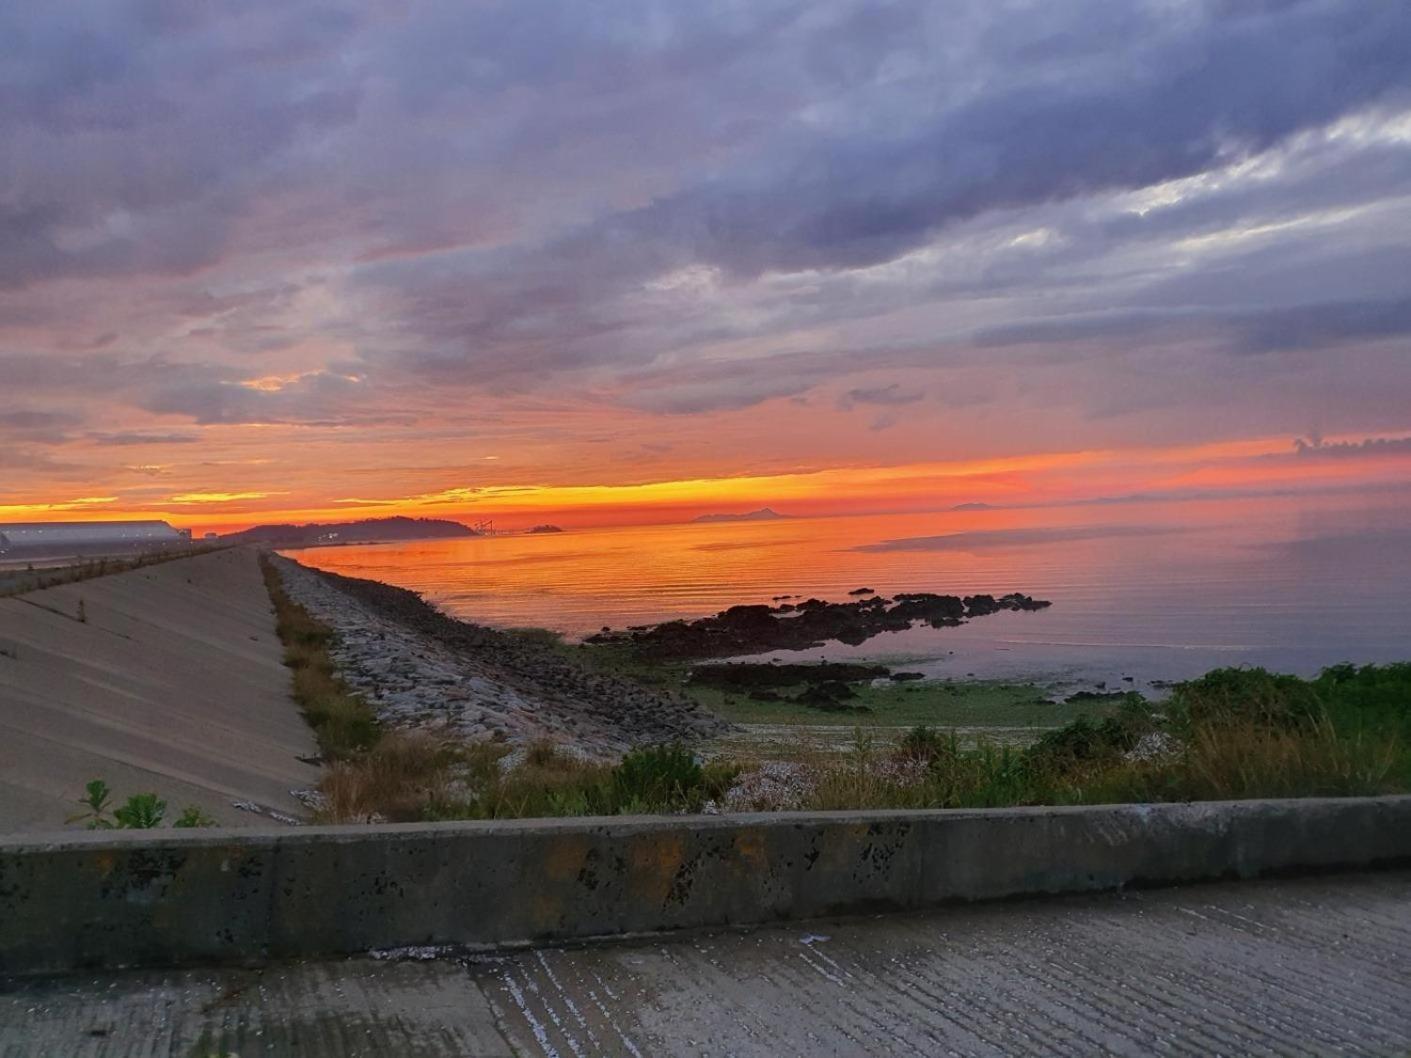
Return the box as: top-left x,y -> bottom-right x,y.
628,833 -> 686,907
530,888 -> 565,934
543,835 -> 593,884
733,829 -> 768,872
666,836 -> 760,907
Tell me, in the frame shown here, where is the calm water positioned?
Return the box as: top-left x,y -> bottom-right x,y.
285,491 -> 1411,693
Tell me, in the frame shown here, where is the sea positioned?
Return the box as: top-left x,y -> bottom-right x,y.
283,489 -> 1411,695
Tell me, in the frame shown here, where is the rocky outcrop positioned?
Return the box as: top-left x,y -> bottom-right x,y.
589,591 -> 1051,661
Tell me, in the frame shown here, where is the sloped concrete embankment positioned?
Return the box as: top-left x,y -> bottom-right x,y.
3,796 -> 1409,976
271,556 -> 731,755
0,548 -> 320,832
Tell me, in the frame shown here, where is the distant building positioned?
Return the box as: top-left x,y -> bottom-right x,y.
204,532 -> 219,542
0,520 -> 184,557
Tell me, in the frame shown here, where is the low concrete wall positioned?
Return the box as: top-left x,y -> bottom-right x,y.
4,796 -> 1410,976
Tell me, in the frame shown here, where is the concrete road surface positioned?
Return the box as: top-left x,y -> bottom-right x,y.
4,869 -> 1409,1056
0,549 -> 319,832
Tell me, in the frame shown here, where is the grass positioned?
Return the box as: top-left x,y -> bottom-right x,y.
275,618 -> 1411,823
508,629 -> 1104,728
318,737 -> 738,823
686,677 -> 1070,727
319,732 -> 460,822
828,668 -> 1407,811
311,664 -> 1410,824
260,554 -> 379,760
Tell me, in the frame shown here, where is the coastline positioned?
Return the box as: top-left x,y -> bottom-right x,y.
271,556 -> 1126,762
272,556 -> 731,758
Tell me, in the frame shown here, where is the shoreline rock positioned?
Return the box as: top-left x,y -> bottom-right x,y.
272,556 -> 732,757
588,591 -> 1051,661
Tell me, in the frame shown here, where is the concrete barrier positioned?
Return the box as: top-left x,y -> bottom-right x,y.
3,796 -> 1410,976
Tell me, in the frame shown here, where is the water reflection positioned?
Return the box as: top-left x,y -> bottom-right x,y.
286,490 -> 1411,687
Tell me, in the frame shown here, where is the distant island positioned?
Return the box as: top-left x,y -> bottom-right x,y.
692,508 -> 790,524
526,524 -> 564,534
222,516 -> 477,547
951,502 -> 999,511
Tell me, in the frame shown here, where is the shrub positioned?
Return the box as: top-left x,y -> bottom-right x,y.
1028,695 -> 1160,768
1170,668 -> 1322,731
612,744 -> 704,810
1315,662 -> 1411,736
897,725 -> 955,765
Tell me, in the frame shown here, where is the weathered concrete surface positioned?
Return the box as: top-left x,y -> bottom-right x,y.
4,869 -> 1409,1056
0,548 -> 319,833
3,797 -> 1409,976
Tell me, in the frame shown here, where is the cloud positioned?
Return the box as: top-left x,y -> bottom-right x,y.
838,384 -> 925,411
167,491 -> 275,504
973,295 -> 1411,356
0,408 -> 82,444
1,0 -> 1410,513
1291,434 -> 1411,459
616,372 -> 818,415
88,430 -> 201,446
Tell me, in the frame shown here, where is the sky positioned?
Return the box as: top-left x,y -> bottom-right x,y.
2,0 -> 1410,532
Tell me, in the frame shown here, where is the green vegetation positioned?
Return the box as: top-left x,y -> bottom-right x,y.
317,663 -> 1410,823
717,678 -> 1100,728
319,737 -> 737,823
801,665 -> 1409,811
67,779 -> 216,829
260,554 -> 379,759
509,630 -> 1099,729
260,613 -> 1411,823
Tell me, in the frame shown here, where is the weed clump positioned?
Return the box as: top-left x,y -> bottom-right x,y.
612,744 -> 703,809
319,732 -> 456,823
897,725 -> 956,764
68,779 -> 216,829
318,738 -> 739,823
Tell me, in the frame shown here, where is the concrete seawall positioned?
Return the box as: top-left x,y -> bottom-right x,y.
4,795 -> 1410,976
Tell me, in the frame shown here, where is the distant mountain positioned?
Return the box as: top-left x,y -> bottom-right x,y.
692,507 -> 789,523
951,502 -> 999,511
222,516 -> 477,547
526,524 -> 564,534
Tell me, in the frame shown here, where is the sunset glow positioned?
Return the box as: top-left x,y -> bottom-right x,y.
2,2 -> 1407,535
2,430 -> 1408,534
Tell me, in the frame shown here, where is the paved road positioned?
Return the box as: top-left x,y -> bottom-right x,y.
0,548 -> 318,832
4,869 -> 1409,1056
